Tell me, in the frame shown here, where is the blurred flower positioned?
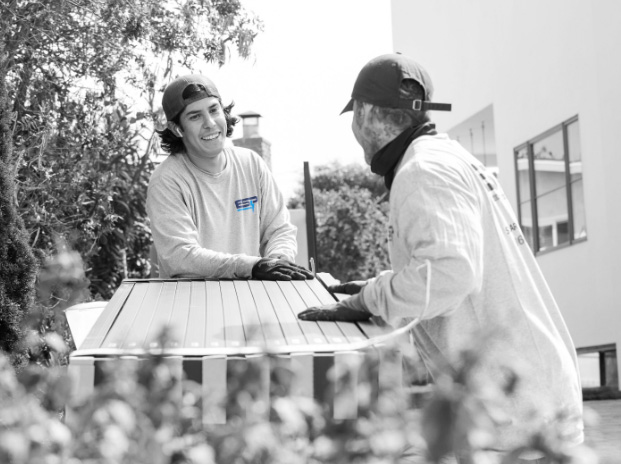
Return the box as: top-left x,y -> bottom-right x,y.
187,443 -> 216,464
0,430 -> 29,464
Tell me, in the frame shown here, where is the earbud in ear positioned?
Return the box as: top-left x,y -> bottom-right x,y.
167,122 -> 183,138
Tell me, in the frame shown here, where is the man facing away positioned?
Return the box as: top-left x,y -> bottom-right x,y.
147,74 -> 313,281
298,54 -> 583,462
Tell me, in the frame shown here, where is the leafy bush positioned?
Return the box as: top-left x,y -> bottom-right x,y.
0,69 -> 37,365
17,98 -> 154,300
288,163 -> 388,209
314,185 -> 390,282
288,163 -> 391,282
0,332 -> 600,464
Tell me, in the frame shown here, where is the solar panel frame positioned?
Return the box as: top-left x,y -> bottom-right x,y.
72,278 -> 398,357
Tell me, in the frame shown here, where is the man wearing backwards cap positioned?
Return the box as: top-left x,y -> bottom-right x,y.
299,54 -> 583,462
147,75 -> 313,281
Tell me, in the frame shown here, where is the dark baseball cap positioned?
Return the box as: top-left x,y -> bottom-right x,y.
341,53 -> 452,114
162,74 -> 221,121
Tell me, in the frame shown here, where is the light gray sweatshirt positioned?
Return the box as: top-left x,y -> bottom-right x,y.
146,147 -> 297,279
361,134 -> 584,451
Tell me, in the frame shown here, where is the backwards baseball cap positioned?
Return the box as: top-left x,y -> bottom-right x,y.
162,74 -> 221,121
341,53 -> 452,114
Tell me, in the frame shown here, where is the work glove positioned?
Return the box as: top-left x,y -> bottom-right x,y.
298,292 -> 372,322
328,280 -> 368,295
252,258 -> 314,281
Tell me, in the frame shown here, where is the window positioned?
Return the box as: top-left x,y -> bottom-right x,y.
514,116 -> 586,253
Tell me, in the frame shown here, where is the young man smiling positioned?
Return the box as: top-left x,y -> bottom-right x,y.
147,75 -> 312,281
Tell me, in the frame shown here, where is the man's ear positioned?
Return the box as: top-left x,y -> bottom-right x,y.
167,121 -> 183,138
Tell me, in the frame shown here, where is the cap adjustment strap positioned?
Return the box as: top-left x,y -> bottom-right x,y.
423,102 -> 452,111
413,100 -> 452,112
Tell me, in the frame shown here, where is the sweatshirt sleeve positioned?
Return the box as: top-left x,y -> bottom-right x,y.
256,159 -> 298,263
146,172 -> 259,279
361,166 -> 484,325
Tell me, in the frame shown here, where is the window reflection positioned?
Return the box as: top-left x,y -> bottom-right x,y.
533,130 -> 569,250
514,116 -> 587,253
567,121 -> 587,239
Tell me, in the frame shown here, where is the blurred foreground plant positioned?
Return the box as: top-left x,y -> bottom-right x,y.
0,335 -> 602,464
15,242 -> 90,373
419,333 -> 598,464
0,250 -> 603,464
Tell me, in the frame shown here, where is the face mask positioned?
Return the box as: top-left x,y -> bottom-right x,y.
371,122 -> 437,190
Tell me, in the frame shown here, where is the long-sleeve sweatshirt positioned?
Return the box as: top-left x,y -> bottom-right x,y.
361,134 -> 583,452
146,146 -> 297,279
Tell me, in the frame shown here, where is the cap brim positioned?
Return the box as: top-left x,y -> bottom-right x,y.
340,98 -> 354,115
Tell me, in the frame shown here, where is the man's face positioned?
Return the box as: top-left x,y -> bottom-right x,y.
351,100 -> 379,166
177,96 -> 227,160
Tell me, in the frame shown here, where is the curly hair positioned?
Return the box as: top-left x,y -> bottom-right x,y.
157,84 -> 239,155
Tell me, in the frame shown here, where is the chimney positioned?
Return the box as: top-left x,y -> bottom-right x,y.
233,111 -> 272,170
239,110 -> 261,138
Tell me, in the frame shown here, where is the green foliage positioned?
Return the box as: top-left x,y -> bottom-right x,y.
288,163 -> 390,282
288,162 -> 387,209
311,162 -> 387,200
0,341 -> 416,464
27,245 -> 89,367
17,98 -> 153,299
315,186 -> 390,282
0,334 -> 600,463
0,69 -> 37,364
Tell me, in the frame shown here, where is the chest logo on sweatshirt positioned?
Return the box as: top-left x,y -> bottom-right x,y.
235,196 -> 258,212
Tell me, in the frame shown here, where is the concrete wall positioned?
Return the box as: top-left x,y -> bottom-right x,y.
391,0 -> 621,384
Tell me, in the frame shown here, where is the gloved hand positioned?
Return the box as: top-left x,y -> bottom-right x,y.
328,280 -> 368,295
298,293 -> 372,322
252,258 -> 314,281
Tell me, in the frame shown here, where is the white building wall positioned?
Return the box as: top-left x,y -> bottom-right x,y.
391,0 -> 621,383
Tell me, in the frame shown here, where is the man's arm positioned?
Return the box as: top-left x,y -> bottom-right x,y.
257,159 -> 298,263
361,170 -> 484,325
299,168 -> 484,325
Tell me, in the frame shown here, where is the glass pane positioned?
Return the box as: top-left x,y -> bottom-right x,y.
539,224 -> 554,250
557,221 -> 569,245
533,129 -> 564,161
567,121 -> 587,240
515,146 -> 534,250
532,130 -> 569,250
567,120 -> 581,162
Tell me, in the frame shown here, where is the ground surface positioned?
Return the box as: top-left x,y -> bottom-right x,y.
583,399 -> 621,463
408,389 -> 621,463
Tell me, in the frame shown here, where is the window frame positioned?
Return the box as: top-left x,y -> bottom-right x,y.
513,115 -> 586,255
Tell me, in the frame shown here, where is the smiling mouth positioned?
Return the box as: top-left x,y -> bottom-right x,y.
202,132 -> 220,141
